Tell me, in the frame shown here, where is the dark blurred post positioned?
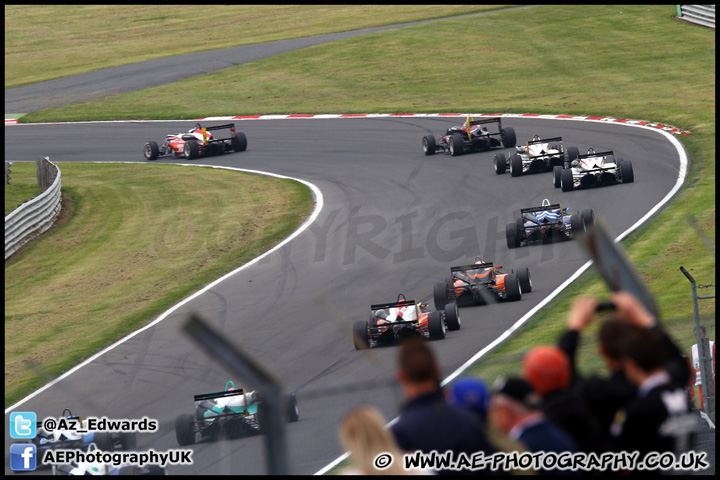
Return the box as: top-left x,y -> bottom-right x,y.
680,266 -> 715,424
183,313 -> 289,475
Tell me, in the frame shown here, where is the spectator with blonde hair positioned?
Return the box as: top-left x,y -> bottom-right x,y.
338,404 -> 430,475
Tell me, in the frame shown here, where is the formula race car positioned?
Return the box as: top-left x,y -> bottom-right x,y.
143,123 -> 247,160
554,148 -> 634,192
433,257 -> 531,309
494,135 -> 580,177
175,381 -> 299,446
506,199 -> 594,248
352,294 -> 460,350
422,116 -> 516,156
29,409 -> 137,468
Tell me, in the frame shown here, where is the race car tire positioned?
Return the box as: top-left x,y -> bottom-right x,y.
509,153 -> 523,177
619,159 -> 634,183
433,282 -> 449,310
553,165 -> 562,188
581,209 -> 595,228
444,302 -> 461,331
286,392 -> 300,423
517,267 -> 532,293
506,222 -> 520,249
144,141 -> 159,161
353,320 -> 370,350
501,127 -> 516,148
566,146 -> 580,165
422,135 -> 436,156
119,431 -> 137,451
449,133 -> 465,156
232,132 -> 248,152
494,152 -> 507,174
92,432 -> 115,452
175,414 -> 196,446
184,139 -> 199,160
427,311 -> 446,340
505,274 -> 521,302
560,168 -> 574,191
570,214 -> 584,235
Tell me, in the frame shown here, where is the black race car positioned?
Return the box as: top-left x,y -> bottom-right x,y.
506,199 -> 594,248
352,294 -> 460,350
144,123 -> 247,160
175,381 -> 298,446
422,116 -> 516,156
433,257 -> 531,309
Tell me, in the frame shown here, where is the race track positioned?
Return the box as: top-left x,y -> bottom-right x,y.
4,116 -> 684,475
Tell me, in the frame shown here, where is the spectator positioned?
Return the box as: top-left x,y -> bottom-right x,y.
391,335 -> 496,475
523,345 -> 603,454
449,377 -> 534,476
556,291 -> 691,449
338,404 -> 430,475
488,376 -> 578,476
691,325 -> 715,409
610,323 -> 691,460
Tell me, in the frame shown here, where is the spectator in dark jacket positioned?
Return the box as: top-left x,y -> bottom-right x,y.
391,335 -> 496,475
557,291 -> 691,451
610,325 -> 691,463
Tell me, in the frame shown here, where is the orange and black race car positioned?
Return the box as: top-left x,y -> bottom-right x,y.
352,294 -> 460,350
433,257 -> 532,310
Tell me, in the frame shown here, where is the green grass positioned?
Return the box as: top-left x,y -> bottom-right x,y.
4,4 -> 715,417
4,163 -> 314,406
4,4 -> 510,89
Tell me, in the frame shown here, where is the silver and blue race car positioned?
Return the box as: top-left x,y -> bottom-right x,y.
506,199 -> 594,248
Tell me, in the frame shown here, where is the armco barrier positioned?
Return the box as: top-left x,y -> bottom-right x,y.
677,5 -> 716,29
5,157 -> 62,260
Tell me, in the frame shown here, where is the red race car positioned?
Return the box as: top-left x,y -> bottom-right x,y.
144,123 -> 247,160
353,294 -> 460,350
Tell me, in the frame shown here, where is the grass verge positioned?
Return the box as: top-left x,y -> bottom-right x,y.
4,163 -> 314,407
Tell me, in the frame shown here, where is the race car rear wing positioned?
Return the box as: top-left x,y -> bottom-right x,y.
370,299 -> 417,311
577,150 -> 614,159
202,123 -> 237,133
466,117 -> 501,126
450,262 -> 494,273
194,388 -> 246,403
527,136 -> 562,146
521,203 -> 563,214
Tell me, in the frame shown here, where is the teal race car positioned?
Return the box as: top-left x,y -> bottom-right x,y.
175,381 -> 299,446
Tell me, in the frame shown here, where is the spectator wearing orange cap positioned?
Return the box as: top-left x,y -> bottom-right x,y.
523,345 -> 603,454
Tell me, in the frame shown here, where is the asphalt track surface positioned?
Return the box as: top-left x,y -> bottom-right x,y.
4,7 -> 684,475
4,115 -> 683,475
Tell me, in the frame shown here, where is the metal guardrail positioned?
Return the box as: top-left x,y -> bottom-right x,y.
5,157 -> 62,260
677,5 -> 716,29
